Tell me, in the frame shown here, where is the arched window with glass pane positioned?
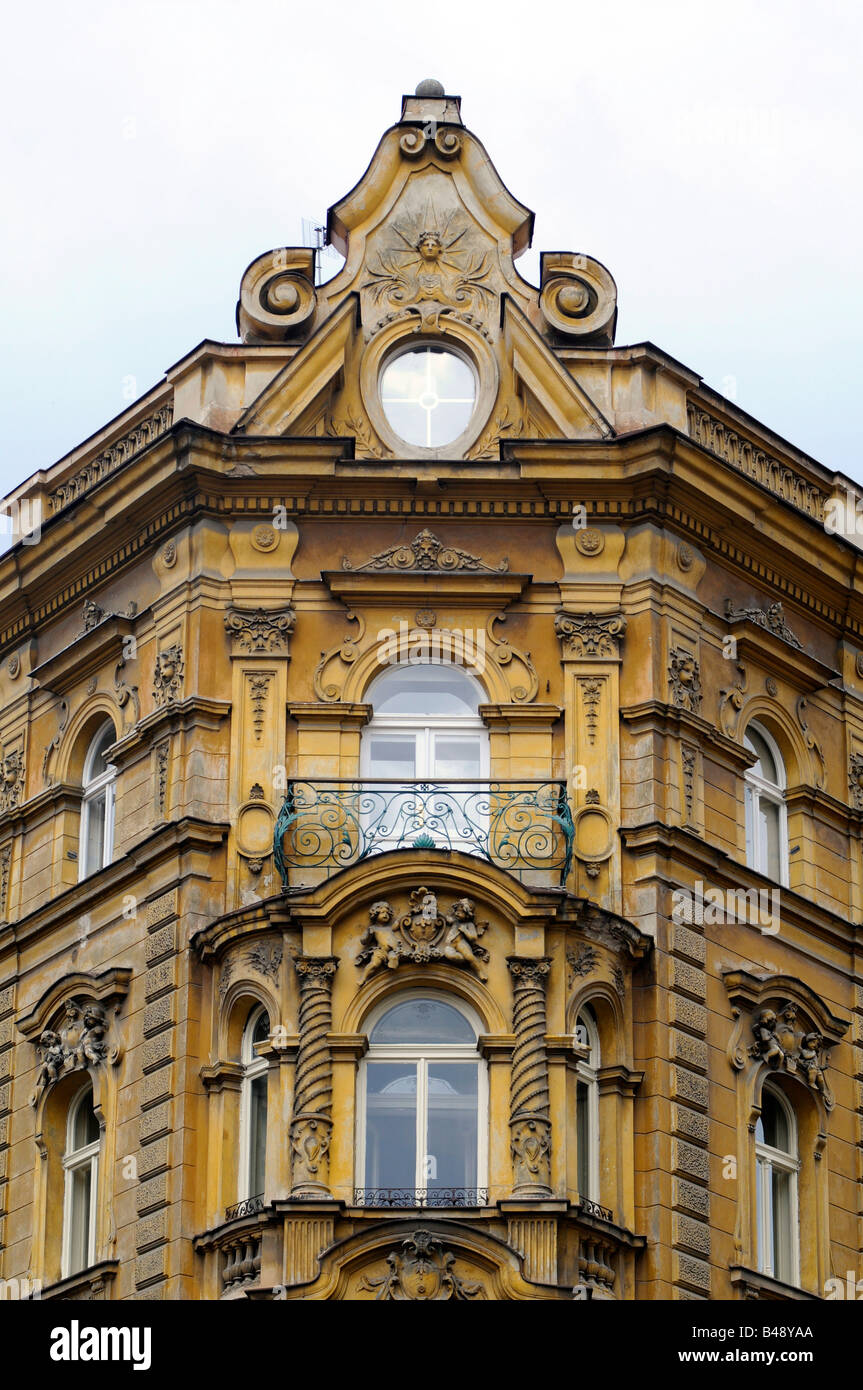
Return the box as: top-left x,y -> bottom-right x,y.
574,1005 -> 600,1203
359,995 -> 486,1205
755,1083 -> 799,1286
743,723 -> 788,885
361,663 -> 489,851
79,721 -> 117,880
239,1006 -> 270,1201
62,1082 -> 100,1278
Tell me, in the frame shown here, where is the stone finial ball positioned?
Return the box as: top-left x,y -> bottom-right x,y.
415,78 -> 445,97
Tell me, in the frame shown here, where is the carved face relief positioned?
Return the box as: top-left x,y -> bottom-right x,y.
362,200 -> 494,335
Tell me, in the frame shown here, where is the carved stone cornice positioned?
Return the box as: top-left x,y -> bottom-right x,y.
687,403 -> 828,524
30,615 -> 136,697
554,611 -> 626,661
48,403 -> 173,515
224,606 -> 296,656
107,697 -> 231,767
720,605 -> 839,693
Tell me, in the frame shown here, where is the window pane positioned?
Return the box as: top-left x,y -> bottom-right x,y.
85,723 -> 115,783
69,1164 -> 92,1274
84,792 -> 106,875
249,1074 -> 268,1198
251,1010 -> 271,1049
744,725 -> 779,783
426,1063 -> 478,1195
369,665 -> 479,717
72,1088 -> 99,1149
772,1167 -> 794,1283
366,737 -> 417,779
365,1062 -> 417,1188
576,1079 -> 591,1198
759,799 -> 781,880
760,1088 -> 791,1153
381,348 -> 475,449
431,736 -> 482,780
370,998 -> 475,1045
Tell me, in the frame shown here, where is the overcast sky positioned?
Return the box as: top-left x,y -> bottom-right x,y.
1,0 -> 861,518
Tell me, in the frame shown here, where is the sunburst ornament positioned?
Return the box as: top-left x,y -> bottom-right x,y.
363,202 -> 493,330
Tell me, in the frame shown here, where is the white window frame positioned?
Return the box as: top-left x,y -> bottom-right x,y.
357,992 -> 488,1200
79,721 -> 117,881
574,1007 -> 601,1203
238,1005 -> 270,1202
743,722 -> 789,886
361,664 -> 490,852
755,1083 -> 800,1286
61,1084 -> 99,1279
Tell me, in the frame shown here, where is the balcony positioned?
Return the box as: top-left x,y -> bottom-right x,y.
353,1188 -> 490,1209
273,779 -> 573,888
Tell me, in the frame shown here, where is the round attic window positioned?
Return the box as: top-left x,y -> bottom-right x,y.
380,346 -> 476,449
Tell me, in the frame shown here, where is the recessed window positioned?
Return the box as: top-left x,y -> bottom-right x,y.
239,1006 -> 270,1202
80,721 -> 116,880
743,723 -> 788,884
575,1006 -> 600,1203
360,995 -> 486,1203
62,1082 -> 99,1278
380,347 -> 476,449
755,1083 -> 799,1285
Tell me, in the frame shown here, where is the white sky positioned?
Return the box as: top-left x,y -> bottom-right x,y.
1,0 -> 860,509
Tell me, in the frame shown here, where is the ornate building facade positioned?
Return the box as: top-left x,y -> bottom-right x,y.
0,81 -> 860,1302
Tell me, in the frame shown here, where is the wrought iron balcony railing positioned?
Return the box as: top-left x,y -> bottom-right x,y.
353,1188 -> 490,1208
274,780 -> 573,887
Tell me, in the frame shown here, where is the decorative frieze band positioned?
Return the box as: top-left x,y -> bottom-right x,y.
687,404 -> 826,522
49,404 -> 173,514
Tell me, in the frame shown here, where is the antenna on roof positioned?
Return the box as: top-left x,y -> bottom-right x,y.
301,219 -> 342,285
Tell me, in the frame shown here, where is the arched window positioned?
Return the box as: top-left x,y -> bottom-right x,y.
359,994 -> 486,1205
239,1006 -> 270,1201
755,1082 -> 799,1285
743,723 -> 788,885
62,1082 -> 99,1278
574,1005 -> 600,1202
361,663 -> 489,852
79,722 -> 116,880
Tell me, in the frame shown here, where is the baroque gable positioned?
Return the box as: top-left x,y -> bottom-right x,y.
233,85 -> 614,458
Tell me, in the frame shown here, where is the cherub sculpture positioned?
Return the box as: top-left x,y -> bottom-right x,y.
356,901 -> 402,982
442,897 -> 490,981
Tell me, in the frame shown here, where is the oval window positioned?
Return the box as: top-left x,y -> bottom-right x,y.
380,347 -> 476,448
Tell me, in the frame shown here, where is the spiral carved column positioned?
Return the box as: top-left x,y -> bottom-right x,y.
507,957 -> 552,1196
290,956 -> 337,1197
